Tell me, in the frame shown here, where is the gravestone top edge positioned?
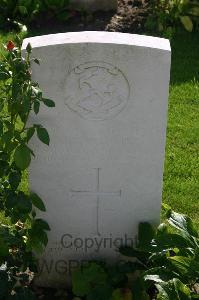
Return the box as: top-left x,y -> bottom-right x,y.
22,31 -> 171,52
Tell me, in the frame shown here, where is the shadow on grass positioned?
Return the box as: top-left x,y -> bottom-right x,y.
170,31 -> 199,85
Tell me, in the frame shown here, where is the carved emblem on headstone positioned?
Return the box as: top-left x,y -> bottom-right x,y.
64,62 -> 130,120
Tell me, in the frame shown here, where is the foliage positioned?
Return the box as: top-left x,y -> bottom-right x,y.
146,0 -> 199,37
72,207 -> 199,299
72,262 -> 134,300
120,205 -> 199,299
0,38 -> 54,298
0,0 -> 71,29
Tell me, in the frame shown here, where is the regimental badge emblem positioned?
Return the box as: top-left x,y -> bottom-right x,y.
64,62 -> 130,120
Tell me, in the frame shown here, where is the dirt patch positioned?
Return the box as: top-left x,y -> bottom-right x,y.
30,0 -> 149,35
106,0 -> 149,33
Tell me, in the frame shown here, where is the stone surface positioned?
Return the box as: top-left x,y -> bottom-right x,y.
22,31 -> 171,287
69,0 -> 117,11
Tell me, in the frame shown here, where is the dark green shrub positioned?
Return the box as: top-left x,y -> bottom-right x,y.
120,205 -> 199,299
72,206 -> 199,299
72,262 -> 134,300
146,0 -> 199,37
0,38 -> 54,299
0,0 -> 71,29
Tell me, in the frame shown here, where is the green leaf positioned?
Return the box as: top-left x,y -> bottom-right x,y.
173,279 -> 191,299
0,120 -> 3,134
0,101 -> 4,112
0,71 -> 10,80
14,144 -> 31,170
0,238 -> 9,257
156,229 -> 192,249
30,192 -> 46,211
167,211 -> 198,238
29,220 -> 50,250
72,263 -> 107,297
18,5 -> 28,15
87,284 -> 113,300
145,274 -> 165,284
34,58 -> 40,65
27,235 -> 45,253
37,230 -> 48,247
8,170 -> 21,190
189,7 -> 199,17
0,271 -> 9,298
26,127 -> 35,142
117,261 -> 146,274
32,210 -> 36,218
143,267 -> 175,284
5,193 -> 17,209
180,16 -> 193,32
112,288 -> 122,300
19,0 -> 32,5
131,277 -> 149,300
191,295 -> 199,299
156,278 -> 191,300
32,86 -> 42,97
33,100 -> 40,114
36,127 -> 50,145
17,192 -> 32,214
0,160 -> 9,177
119,246 -> 149,262
138,222 -> 155,248
22,95 -> 31,113
168,256 -> 199,277
16,22 -> 27,33
34,219 -> 50,231
42,98 -> 55,107
2,130 -> 13,146
106,265 -> 127,287
26,42 -> 32,53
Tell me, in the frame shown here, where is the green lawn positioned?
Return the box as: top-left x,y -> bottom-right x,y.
162,32 -> 199,227
0,29 -> 199,228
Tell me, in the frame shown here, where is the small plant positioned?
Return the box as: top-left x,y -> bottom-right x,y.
145,0 -> 199,37
120,205 -> 199,299
0,0 -> 72,29
0,38 -> 55,298
72,207 -> 199,299
72,262 -> 134,300
41,0 -> 71,22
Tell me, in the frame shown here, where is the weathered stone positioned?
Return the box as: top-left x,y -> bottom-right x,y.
22,31 -> 171,287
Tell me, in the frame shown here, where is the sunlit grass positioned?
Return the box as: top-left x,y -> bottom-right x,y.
162,31 -> 199,228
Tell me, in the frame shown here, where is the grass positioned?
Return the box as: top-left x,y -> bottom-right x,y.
163,32 -> 199,227
0,29 -> 199,228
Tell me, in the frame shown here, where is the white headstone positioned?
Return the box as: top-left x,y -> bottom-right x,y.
69,0 -> 117,11
22,31 -> 171,287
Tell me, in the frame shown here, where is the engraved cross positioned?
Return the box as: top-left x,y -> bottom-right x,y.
70,168 -> 122,236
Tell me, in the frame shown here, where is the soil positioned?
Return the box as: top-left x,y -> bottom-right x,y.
106,0 -> 149,33
30,0 -> 149,35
